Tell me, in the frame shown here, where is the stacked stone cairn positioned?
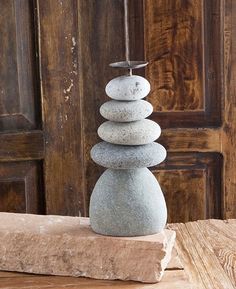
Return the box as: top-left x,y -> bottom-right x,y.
90,61 -> 167,237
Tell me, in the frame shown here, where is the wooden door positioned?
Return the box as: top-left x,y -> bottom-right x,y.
0,0 -> 44,213
144,0 -> 234,222
1,0 -> 235,223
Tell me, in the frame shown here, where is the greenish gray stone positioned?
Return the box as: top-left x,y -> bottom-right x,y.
91,142 -> 166,169
100,100 -> 153,122
105,75 -> 150,101
89,168 -> 167,236
98,119 -> 161,145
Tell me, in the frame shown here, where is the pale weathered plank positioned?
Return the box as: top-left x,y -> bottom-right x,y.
197,220 -> 236,287
169,223 -> 208,289
0,271 -> 190,289
222,0 -> 236,219
185,221 -> 235,289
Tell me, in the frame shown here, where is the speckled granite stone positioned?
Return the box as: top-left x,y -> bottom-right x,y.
98,119 -> 161,145
90,168 -> 167,236
91,141 -> 167,169
90,66 -> 168,237
105,75 -> 150,101
0,213 -> 175,283
100,100 -> 153,122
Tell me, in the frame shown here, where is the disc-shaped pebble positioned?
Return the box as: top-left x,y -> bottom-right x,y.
105,75 -> 150,101
91,142 -> 166,169
100,100 -> 153,122
98,119 -> 161,145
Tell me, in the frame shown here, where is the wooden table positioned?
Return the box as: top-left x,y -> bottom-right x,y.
0,219 -> 235,289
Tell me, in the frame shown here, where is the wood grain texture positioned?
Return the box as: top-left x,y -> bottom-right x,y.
145,0 -> 222,128
159,128 -> 222,152
197,220 -> 236,286
0,0 -> 40,131
222,0 -> 236,219
156,169 -> 206,222
0,131 -> 44,161
0,162 -> 44,213
37,0 -> 85,216
169,220 -> 236,289
0,1 -> 43,214
152,153 -> 222,222
146,0 -> 203,112
77,0 -> 128,211
144,0 -> 236,220
0,219 -> 235,289
0,0 -> 234,222
0,272 -> 191,288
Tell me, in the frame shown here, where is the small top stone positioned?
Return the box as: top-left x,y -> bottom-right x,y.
105,75 -> 150,101
100,100 -> 153,122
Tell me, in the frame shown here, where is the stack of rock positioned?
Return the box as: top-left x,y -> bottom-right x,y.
90,61 -> 167,237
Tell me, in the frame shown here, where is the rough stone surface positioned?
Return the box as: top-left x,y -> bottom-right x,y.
105,75 -> 150,101
98,119 -> 161,145
100,100 -> 153,122
91,141 -> 167,169
90,168 -> 167,236
0,213 -> 175,283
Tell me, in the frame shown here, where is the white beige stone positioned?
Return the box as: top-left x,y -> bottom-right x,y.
100,100 -> 153,122
98,119 -> 161,145
105,75 -> 150,101
0,213 -> 176,283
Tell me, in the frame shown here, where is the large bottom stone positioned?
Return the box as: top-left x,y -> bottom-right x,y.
0,213 -> 176,283
89,168 -> 167,236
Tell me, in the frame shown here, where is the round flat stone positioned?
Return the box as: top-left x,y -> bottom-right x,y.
98,119 -> 161,145
91,142 -> 166,169
100,100 -> 153,122
105,75 -> 150,101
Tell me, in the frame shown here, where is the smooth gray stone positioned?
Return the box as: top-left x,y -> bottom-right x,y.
98,119 -> 161,145
89,168 -> 167,236
105,75 -> 150,101
91,142 -> 166,169
100,100 -> 153,122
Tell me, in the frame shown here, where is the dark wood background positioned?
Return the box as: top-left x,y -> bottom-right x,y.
0,0 -> 235,222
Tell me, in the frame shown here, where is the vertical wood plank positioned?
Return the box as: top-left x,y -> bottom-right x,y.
145,0 -> 204,112
37,0 -> 85,216
197,220 -> 236,286
0,0 -> 40,130
222,0 -> 236,218
77,0 -> 127,211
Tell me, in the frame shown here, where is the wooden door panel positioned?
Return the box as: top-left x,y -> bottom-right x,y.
0,131 -> 44,162
142,0 -> 227,221
37,0 -> 129,216
0,162 -> 44,213
37,0 -> 86,216
152,153 -> 222,222
145,0 -> 222,128
0,0 -> 39,131
1,0 -> 234,222
158,169 -> 206,222
0,1 -> 43,214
